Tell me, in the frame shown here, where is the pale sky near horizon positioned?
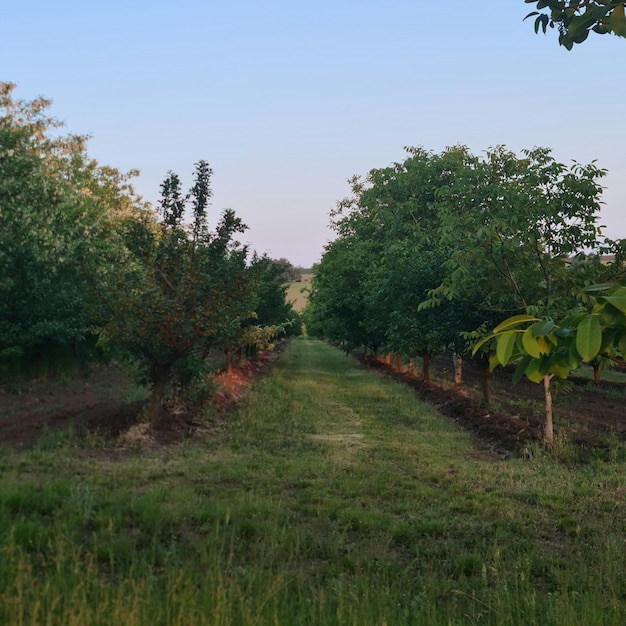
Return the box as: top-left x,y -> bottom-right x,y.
3,1 -> 625,267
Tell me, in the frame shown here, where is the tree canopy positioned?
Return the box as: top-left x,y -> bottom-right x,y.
0,82 -> 146,373
525,0 -> 626,48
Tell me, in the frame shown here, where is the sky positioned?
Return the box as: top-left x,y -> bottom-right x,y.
3,1 -> 625,267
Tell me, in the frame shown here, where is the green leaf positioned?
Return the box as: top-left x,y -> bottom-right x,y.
512,355 -> 532,385
525,359 -> 544,384
609,4 -> 626,37
496,330 -> 517,365
575,314 -> 602,362
600,328 -> 616,353
522,327 -> 542,358
584,282 -> 616,293
601,294 -> 626,315
554,326 -> 575,339
568,339 -> 582,369
550,361 -> 571,379
493,314 -> 539,334
618,331 -> 626,359
471,333 -> 494,356
530,319 -> 555,337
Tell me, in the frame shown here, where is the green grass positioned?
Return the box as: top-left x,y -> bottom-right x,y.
285,273 -> 312,313
0,337 -> 625,625
573,363 -> 626,385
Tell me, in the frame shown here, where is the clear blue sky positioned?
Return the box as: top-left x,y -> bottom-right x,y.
3,0 -> 625,267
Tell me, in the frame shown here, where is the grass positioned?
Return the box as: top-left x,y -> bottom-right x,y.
285,273 -> 312,313
0,337 -> 625,624
573,363 -> 626,385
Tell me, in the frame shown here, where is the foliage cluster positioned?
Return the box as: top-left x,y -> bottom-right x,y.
0,83 -> 299,422
306,144 -> 626,443
525,0 -> 626,48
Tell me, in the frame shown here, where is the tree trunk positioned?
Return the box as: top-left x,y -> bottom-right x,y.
422,353 -> 431,383
393,353 -> 403,371
592,361 -> 600,384
148,365 -> 170,425
384,352 -> 392,365
453,354 -> 463,386
543,374 -> 554,447
480,367 -> 492,406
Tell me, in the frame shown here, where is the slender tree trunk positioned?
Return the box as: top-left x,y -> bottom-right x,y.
384,352 -> 392,365
480,367 -> 492,406
422,353 -> 431,383
543,374 -> 554,447
408,359 -> 416,375
453,354 -> 463,386
393,353 -> 403,371
592,361 -> 600,384
148,364 -> 170,425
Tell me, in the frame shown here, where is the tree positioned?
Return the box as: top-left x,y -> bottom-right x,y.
0,82 -> 146,375
525,1 -> 626,48
432,146 -> 609,318
98,162 -> 257,424
475,284 -> 626,446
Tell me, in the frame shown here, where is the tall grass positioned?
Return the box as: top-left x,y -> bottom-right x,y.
0,337 -> 624,625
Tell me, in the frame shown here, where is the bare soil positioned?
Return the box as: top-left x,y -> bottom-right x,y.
0,342 -> 623,455
360,354 -> 626,455
0,350 -> 280,450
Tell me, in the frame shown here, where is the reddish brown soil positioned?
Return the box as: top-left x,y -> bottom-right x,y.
1,343 -> 623,455
0,350 -> 279,450
360,354 -> 626,455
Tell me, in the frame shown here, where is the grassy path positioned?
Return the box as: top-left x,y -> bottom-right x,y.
0,337 -> 625,625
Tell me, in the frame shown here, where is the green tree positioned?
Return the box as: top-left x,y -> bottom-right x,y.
98,162 -> 257,424
251,256 -> 301,331
475,284 -> 626,446
525,0 -> 626,48
0,82 -> 145,375
433,146 -> 609,318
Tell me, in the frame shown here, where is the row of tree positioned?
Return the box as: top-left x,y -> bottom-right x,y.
305,145 -> 626,445
0,83 -> 300,422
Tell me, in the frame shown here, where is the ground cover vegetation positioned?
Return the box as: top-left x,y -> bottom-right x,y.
305,145 -> 626,446
0,82 -> 300,422
0,338 -> 625,625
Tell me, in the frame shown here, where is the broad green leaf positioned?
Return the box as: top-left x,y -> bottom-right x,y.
530,319 -> 554,337
512,355 -> 532,385
610,4 -> 626,37
597,303 -> 624,326
601,294 -> 626,315
488,352 -> 500,372
584,282 -> 616,293
525,359 -> 543,384
522,328 -> 551,358
600,328 -> 616,352
471,334 -> 494,356
554,326 -> 575,339
522,327 -> 542,358
496,330 -> 517,365
575,314 -> 602,362
550,362 -> 571,379
493,314 -> 540,334
568,339 -> 582,369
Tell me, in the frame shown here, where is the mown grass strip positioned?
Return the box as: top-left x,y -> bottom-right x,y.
0,337 -> 625,625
